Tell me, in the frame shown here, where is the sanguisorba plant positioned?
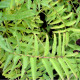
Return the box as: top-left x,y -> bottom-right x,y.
0,0 -> 80,80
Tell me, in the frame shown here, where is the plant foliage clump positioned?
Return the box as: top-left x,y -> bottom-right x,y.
0,0 -> 80,80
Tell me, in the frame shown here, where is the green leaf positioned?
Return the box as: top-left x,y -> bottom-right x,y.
34,35 -> 39,56
50,1 -> 58,7
37,0 -> 40,10
11,55 -> 20,72
67,2 -> 72,12
44,34 -> 49,56
66,32 -> 69,46
67,28 -> 80,32
0,0 -> 10,8
24,18 -> 31,28
15,0 -> 19,6
3,62 -> 13,74
10,0 -> 15,9
27,0 -> 31,9
3,54 -> 13,71
65,53 -> 78,57
3,14 -> 15,20
21,55 -> 28,78
0,12 -> 2,16
58,58 -> 69,79
51,24 -> 65,29
0,36 -> 11,52
42,59 -> 53,79
62,33 -> 66,56
3,10 -> 35,20
41,0 -> 50,8
25,36 -> 33,54
33,2 -> 37,13
65,20 -> 76,26
43,73 -> 50,80
64,57 -> 78,78
30,57 -> 36,80
55,5 -> 64,12
50,19 -> 61,25
50,58 -> 64,80
57,33 -> 62,56
6,39 -> 13,53
62,12 -> 72,20
75,15 -> 80,26
52,34 -> 57,56
15,10 -> 35,20
0,27 -> 6,31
